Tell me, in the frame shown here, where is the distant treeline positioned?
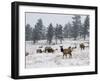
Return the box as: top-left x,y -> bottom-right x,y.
25,15 -> 89,44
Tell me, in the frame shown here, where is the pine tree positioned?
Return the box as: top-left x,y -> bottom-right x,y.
47,23 -> 54,44
57,24 -> 63,44
32,25 -> 39,43
54,24 -> 59,44
42,26 -> 46,40
79,23 -> 84,39
35,19 -> 44,40
82,16 -> 89,40
64,22 -> 72,38
25,24 -> 32,41
72,15 -> 81,40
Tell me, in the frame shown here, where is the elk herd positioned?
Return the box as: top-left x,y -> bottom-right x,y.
26,42 -> 89,59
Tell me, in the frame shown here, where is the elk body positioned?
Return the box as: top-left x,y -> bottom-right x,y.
80,43 -> 85,50
45,47 -> 54,53
36,49 -> 42,53
60,46 -> 72,59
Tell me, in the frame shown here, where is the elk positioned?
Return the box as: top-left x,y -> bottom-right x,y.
80,43 -> 85,50
36,49 -> 42,53
60,46 -> 72,59
45,47 -> 54,53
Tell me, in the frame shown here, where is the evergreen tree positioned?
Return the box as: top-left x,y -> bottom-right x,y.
64,22 -> 72,38
35,19 -> 44,40
82,16 -> 89,40
42,26 -> 46,40
32,25 -> 39,43
47,23 -> 54,44
25,24 -> 32,41
79,23 -> 84,39
54,24 -> 59,44
71,15 -> 81,40
57,24 -> 63,44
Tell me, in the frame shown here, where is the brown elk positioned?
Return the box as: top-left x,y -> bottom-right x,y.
60,46 -> 72,59
80,43 -> 85,50
36,49 -> 42,53
45,47 -> 54,53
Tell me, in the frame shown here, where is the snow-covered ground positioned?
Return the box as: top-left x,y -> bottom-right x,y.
25,39 -> 89,68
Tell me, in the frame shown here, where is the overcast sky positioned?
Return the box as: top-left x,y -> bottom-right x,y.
25,12 -> 87,28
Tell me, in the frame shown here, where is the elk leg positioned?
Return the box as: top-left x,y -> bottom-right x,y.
83,47 -> 85,50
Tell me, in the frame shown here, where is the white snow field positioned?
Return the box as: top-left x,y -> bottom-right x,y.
25,39 -> 90,68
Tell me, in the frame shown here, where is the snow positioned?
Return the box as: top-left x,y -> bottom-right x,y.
25,39 -> 90,68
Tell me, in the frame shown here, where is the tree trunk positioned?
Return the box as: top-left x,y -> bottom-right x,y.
33,40 -> 36,44
55,38 -> 57,44
84,35 -> 86,40
60,39 -> 62,44
49,40 -> 51,44
74,37 -> 76,40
